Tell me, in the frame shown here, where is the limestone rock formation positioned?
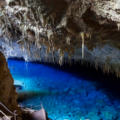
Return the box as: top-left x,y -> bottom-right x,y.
0,51 -> 21,117
0,0 -> 120,76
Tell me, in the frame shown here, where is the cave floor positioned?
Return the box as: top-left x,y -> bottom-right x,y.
7,59 -> 120,120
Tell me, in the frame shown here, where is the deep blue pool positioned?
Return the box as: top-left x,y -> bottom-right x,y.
7,59 -> 120,120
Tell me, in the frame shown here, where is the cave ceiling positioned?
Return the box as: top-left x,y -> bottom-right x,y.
0,0 -> 120,76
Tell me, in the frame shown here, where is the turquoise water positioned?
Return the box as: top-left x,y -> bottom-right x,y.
7,59 -> 120,120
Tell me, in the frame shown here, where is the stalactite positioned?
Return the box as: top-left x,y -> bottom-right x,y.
10,38 -> 13,46
43,38 -> 45,43
19,13 -> 22,21
46,48 -> 48,59
29,50 -> 31,57
47,31 -> 53,44
66,36 -> 70,45
117,23 -> 120,31
119,72 -> 120,78
59,55 -> 63,66
15,28 -> 17,39
35,41 -> 37,48
41,14 -> 47,28
24,12 -> 27,23
37,42 -> 41,50
29,8 -> 32,18
52,47 -> 55,63
36,51 -> 39,59
20,0 -> 24,6
46,17 -> 49,28
95,60 -> 98,70
58,49 -> 63,66
86,33 -> 90,39
72,50 -> 75,59
35,27 -> 39,41
80,32 -> 84,59
20,43 -> 22,52
48,40 -> 51,46
27,41 -> 30,49
22,25 -> 25,37
103,64 -> 106,74
27,45 -> 30,55
30,41 -> 32,46
49,47 -> 51,53
58,48 -> 60,55
107,66 -> 109,75
69,52 -> 71,60
50,14 -> 54,25
90,33 -> 92,40
39,50 -> 41,61
22,42 -> 25,52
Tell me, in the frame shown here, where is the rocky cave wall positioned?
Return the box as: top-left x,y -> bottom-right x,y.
0,51 -> 20,117
0,0 -> 120,76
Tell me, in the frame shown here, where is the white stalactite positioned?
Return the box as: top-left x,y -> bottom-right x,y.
86,33 -> 90,39
80,32 -> 84,59
66,36 -> 70,45
117,23 -> 120,31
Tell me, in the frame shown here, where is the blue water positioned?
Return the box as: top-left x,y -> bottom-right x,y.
7,59 -> 120,120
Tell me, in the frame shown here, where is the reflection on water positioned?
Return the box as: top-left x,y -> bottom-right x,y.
7,59 -> 120,120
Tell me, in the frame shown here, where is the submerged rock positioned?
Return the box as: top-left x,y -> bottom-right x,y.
102,106 -> 117,120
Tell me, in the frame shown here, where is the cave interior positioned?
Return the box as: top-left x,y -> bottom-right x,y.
0,0 -> 120,120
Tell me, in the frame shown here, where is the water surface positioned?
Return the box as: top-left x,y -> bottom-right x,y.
7,59 -> 120,120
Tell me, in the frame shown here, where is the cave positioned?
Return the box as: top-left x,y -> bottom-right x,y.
0,0 -> 120,120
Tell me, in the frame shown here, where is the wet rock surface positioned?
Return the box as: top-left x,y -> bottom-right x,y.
0,52 -> 21,118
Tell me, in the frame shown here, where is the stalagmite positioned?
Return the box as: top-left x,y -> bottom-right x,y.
80,32 -> 84,59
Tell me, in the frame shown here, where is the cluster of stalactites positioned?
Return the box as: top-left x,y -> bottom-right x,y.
5,0 -> 94,66
18,39 -> 43,61
0,9 -> 13,44
81,60 -> 120,78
